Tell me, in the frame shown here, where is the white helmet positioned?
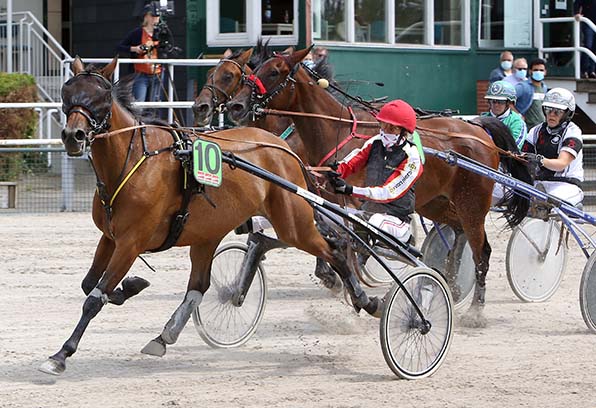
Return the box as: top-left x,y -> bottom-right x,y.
543,87 -> 576,113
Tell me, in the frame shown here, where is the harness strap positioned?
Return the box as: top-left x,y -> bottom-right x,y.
108,155 -> 147,207
317,106 -> 374,167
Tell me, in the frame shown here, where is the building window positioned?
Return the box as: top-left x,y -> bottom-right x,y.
206,0 -> 298,47
313,0 -> 470,48
355,0 -> 387,43
478,0 -> 533,48
395,0 -> 425,44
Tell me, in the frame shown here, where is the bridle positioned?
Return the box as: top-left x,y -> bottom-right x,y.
62,71 -> 113,139
201,58 -> 249,112
244,53 -> 301,117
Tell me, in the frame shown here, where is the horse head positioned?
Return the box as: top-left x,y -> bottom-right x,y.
226,47 -> 311,125
192,48 -> 253,126
61,56 -> 117,156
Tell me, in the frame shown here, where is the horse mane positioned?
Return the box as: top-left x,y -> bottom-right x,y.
113,75 -> 142,118
251,38 -> 273,68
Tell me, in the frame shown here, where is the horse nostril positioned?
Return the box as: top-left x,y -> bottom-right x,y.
229,103 -> 244,113
74,129 -> 87,142
195,103 -> 209,114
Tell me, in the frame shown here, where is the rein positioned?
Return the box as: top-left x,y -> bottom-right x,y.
95,123 -> 306,166
259,108 -> 521,163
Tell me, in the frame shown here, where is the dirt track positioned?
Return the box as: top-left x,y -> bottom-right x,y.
1,213 -> 596,408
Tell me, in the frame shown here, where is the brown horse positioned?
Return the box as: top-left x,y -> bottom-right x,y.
192,48 -> 308,161
39,56 -> 382,375
226,47 -> 532,326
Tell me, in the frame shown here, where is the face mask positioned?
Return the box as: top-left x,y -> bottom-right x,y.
515,69 -> 527,79
532,71 -> 545,81
380,129 -> 399,147
501,61 -> 512,70
302,60 -> 315,69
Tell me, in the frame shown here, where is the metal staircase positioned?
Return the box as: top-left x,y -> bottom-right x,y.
0,11 -> 71,138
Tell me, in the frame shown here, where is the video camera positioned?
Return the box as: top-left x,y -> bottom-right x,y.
152,20 -> 182,58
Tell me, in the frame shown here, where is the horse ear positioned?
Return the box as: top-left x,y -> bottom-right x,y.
288,47 -> 312,66
236,48 -> 254,66
72,56 -> 84,75
282,46 -> 295,54
100,56 -> 118,81
223,48 -> 233,58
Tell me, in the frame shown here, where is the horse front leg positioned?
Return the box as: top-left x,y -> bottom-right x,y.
142,242 -> 218,357
81,234 -> 114,295
39,242 -> 142,375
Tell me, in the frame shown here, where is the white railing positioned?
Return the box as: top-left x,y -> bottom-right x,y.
0,11 -> 72,102
539,16 -> 596,79
65,58 -> 219,123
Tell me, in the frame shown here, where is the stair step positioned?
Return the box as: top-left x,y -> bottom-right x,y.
576,79 -> 596,93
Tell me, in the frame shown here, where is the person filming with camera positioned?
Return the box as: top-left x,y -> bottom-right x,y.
117,2 -> 163,103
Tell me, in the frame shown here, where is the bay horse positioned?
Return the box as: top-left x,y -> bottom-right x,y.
39,56 -> 383,375
192,46 -> 353,290
226,47 -> 532,326
193,47 -> 308,161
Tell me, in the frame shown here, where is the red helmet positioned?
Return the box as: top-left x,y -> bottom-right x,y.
375,99 -> 417,133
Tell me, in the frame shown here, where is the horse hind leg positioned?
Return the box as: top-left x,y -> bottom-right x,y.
277,220 -> 381,317
142,242 -> 217,357
460,230 -> 492,329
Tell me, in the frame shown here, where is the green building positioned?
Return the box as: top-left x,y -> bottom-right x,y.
187,0 -> 595,127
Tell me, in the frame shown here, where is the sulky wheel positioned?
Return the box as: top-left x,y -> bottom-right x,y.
506,218 -> 567,303
420,224 -> 475,311
380,267 -> 454,380
580,251 -> 596,334
192,242 -> 267,348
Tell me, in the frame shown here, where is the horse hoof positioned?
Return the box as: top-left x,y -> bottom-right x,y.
325,276 -> 343,295
459,306 -> 487,328
122,276 -> 151,297
39,358 -> 65,376
141,336 -> 166,357
364,296 -> 383,318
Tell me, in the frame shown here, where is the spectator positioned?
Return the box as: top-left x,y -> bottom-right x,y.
504,58 -> 528,87
516,58 -> 548,129
312,46 -> 334,78
574,0 -> 596,78
302,52 -> 316,69
117,2 -> 163,103
313,47 -> 329,64
489,51 -> 514,83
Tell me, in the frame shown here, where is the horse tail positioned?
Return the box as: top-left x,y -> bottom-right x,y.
472,116 -> 532,227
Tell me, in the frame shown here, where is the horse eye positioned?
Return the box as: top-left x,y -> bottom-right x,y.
269,70 -> 279,78
222,73 -> 233,82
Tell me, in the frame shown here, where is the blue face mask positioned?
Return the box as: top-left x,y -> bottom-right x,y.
515,69 -> 527,79
532,71 -> 545,81
302,60 -> 315,69
501,61 -> 512,70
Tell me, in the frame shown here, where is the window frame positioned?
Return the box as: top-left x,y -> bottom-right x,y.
206,0 -> 299,47
477,0 -> 534,49
313,0 -> 471,50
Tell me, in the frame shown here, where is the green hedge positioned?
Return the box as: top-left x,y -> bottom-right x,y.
0,73 -> 38,181
0,72 -> 36,97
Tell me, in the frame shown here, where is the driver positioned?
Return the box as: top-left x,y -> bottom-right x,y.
522,87 -> 584,207
327,99 -> 423,243
482,80 -> 527,150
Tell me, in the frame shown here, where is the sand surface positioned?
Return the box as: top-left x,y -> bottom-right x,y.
1,213 -> 596,407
